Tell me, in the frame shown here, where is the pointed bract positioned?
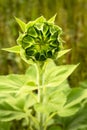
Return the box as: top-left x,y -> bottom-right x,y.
48,14 -> 57,23
2,46 -> 20,53
57,49 -> 71,59
35,16 -> 46,23
15,17 -> 26,32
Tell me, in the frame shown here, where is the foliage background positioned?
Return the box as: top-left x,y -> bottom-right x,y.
0,0 -> 87,86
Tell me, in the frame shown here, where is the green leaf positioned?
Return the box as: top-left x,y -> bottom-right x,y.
43,60 -> 79,88
0,100 -> 26,121
48,14 -> 57,23
65,88 -> 87,107
79,80 -> 87,89
58,104 -> 80,117
48,125 -> 62,130
0,65 -> 39,94
57,49 -> 71,59
0,70 -> 39,95
0,65 -> 39,121
0,74 -> 25,94
34,91 -> 66,114
25,63 -> 39,84
18,64 -> 40,94
0,91 -> 37,121
58,88 -> 87,117
15,17 -> 26,32
48,91 -> 66,109
2,45 -> 20,53
56,80 -> 71,95
64,103 -> 87,130
0,122 -> 11,130
14,93 -> 37,109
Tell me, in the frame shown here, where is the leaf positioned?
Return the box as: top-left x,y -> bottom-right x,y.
34,91 -> 66,114
43,60 -> 79,88
2,45 -> 20,53
0,64 -> 39,122
0,101 -> 26,121
48,125 -> 62,130
58,104 -> 80,117
48,91 -> 66,108
57,49 -> 71,59
24,94 -> 37,108
14,93 -> 37,109
0,74 -> 25,94
79,80 -> 87,89
0,64 -> 39,94
56,80 -> 71,95
0,92 -> 37,121
58,87 -> 87,117
25,63 -> 39,84
64,103 -> 87,130
15,17 -> 26,32
0,122 -> 11,130
65,88 -> 87,107
48,14 -> 57,23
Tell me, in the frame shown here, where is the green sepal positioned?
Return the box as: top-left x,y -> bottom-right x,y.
26,16 -> 46,30
15,17 -> 26,32
35,16 -> 46,23
48,14 -> 57,23
57,49 -> 71,59
2,45 -> 21,53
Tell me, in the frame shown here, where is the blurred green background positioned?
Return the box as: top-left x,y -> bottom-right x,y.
0,0 -> 87,86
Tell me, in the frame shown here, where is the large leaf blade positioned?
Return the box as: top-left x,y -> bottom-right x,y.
0,63 -> 39,94
65,88 -> 87,108
0,74 -> 25,94
34,91 -> 66,114
65,103 -> 87,130
43,63 -> 78,88
58,87 -> 87,117
0,101 -> 26,121
0,93 -> 37,121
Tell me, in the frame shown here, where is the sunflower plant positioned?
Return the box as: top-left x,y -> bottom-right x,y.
1,15 -> 87,130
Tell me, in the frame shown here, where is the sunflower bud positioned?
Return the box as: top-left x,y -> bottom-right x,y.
17,15 -> 63,61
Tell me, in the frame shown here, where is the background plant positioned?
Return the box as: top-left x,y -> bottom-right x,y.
0,15 -> 87,130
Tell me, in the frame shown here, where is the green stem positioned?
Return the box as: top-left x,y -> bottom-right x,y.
44,112 -> 57,130
37,62 -> 45,130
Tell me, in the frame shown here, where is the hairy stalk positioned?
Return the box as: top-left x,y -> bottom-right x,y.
44,112 -> 57,129
37,62 -> 45,130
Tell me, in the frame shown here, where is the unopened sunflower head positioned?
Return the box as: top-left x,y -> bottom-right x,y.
17,15 -> 63,62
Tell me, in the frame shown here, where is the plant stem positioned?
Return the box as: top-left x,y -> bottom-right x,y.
44,112 -> 57,129
37,62 -> 45,130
